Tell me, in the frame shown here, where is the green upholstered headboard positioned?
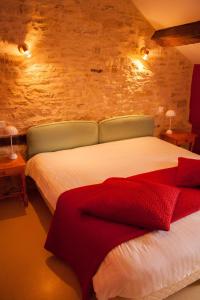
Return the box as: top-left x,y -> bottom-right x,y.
27,121 -> 98,158
27,115 -> 154,158
99,115 -> 154,143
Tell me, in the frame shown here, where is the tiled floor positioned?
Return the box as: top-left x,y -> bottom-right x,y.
0,189 -> 199,300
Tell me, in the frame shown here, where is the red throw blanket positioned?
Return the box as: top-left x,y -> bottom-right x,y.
45,167 -> 200,300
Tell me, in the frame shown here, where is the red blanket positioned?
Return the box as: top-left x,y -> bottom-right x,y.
45,167 -> 200,300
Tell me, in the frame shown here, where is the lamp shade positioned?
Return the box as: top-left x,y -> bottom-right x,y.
5,126 -> 18,136
165,110 -> 176,117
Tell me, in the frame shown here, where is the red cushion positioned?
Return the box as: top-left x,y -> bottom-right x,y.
176,157 -> 200,187
82,178 -> 180,231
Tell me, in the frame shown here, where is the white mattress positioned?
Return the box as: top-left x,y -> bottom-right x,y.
26,137 -> 200,299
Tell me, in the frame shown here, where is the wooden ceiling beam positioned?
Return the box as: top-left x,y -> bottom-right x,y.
151,21 -> 200,47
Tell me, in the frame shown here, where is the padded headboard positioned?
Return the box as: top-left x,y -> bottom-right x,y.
99,115 -> 154,143
27,121 -> 98,158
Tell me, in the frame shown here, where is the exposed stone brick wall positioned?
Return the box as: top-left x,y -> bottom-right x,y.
0,0 -> 193,135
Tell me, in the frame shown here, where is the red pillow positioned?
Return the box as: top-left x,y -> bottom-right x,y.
82,178 -> 180,231
176,157 -> 200,187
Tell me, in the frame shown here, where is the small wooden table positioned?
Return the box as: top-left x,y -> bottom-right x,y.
161,131 -> 198,152
0,153 -> 28,206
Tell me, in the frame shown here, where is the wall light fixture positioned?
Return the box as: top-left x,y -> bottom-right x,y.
18,43 -> 32,58
140,47 -> 149,61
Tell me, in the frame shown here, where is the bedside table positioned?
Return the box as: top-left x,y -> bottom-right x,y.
0,153 -> 28,206
161,131 -> 198,152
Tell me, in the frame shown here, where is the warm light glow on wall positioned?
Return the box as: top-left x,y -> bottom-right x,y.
24,63 -> 46,74
23,49 -> 32,58
142,53 -> 148,61
132,59 -> 144,71
140,47 -> 149,61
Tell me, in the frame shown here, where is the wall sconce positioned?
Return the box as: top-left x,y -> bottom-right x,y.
18,43 -> 32,58
140,47 -> 149,61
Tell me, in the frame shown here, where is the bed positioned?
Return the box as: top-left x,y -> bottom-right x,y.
25,115 -> 200,300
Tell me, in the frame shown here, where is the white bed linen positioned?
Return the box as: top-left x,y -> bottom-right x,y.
26,136 -> 200,299
26,136 -> 199,210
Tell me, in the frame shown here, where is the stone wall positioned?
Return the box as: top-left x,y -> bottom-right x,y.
0,0 -> 193,135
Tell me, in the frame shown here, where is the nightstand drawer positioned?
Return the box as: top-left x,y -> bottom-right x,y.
176,138 -> 190,145
0,153 -> 28,206
177,136 -> 193,143
0,166 -> 24,177
0,169 -> 7,177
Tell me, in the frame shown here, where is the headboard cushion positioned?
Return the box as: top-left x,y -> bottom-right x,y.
27,121 -> 98,158
99,115 -> 154,143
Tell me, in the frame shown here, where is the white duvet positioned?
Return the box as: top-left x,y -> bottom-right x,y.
26,137 -> 200,300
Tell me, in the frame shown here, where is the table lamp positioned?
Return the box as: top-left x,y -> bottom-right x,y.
5,125 -> 18,159
165,110 -> 176,134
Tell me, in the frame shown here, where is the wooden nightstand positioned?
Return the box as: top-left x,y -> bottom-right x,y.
161,131 -> 198,152
0,153 -> 28,206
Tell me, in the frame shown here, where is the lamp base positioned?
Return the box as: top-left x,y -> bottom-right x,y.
9,152 -> 18,160
166,129 -> 173,135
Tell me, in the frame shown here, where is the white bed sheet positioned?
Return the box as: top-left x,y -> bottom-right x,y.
93,211 -> 200,300
26,136 -> 200,299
